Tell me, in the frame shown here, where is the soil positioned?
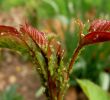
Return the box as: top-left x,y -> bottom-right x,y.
0,49 -> 45,100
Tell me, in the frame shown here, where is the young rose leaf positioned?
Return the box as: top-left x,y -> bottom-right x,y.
0,35 -> 29,55
20,23 -> 47,47
0,25 -> 29,56
89,19 -> 110,32
81,31 -> 110,46
0,25 -> 20,36
81,19 -> 110,46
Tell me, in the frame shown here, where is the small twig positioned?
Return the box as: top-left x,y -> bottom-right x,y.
68,19 -> 84,74
68,45 -> 82,74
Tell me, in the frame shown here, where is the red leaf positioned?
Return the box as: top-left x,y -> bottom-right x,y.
81,32 -> 110,46
20,23 -> 47,46
89,19 -> 110,32
81,19 -> 110,46
0,25 -> 19,36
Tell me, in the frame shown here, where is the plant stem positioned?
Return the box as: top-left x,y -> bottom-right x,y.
57,91 -> 64,100
68,45 -> 82,73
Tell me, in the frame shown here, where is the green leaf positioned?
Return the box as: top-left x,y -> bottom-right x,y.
77,79 -> 110,100
0,35 -> 29,55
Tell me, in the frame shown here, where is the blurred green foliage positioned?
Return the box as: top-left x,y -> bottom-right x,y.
0,85 -> 24,100
77,79 -> 110,100
37,0 -> 110,19
0,0 -> 25,11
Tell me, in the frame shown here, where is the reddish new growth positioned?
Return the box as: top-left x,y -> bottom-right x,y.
81,19 -> 110,46
20,23 -> 47,46
89,19 -> 110,32
69,19 -> 110,73
0,19 -> 110,74
0,25 -> 19,36
0,23 -> 48,49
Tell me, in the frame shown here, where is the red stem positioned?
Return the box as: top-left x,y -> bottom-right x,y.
68,45 -> 82,73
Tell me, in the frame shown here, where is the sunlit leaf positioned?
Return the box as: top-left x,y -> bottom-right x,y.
77,79 -> 110,100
